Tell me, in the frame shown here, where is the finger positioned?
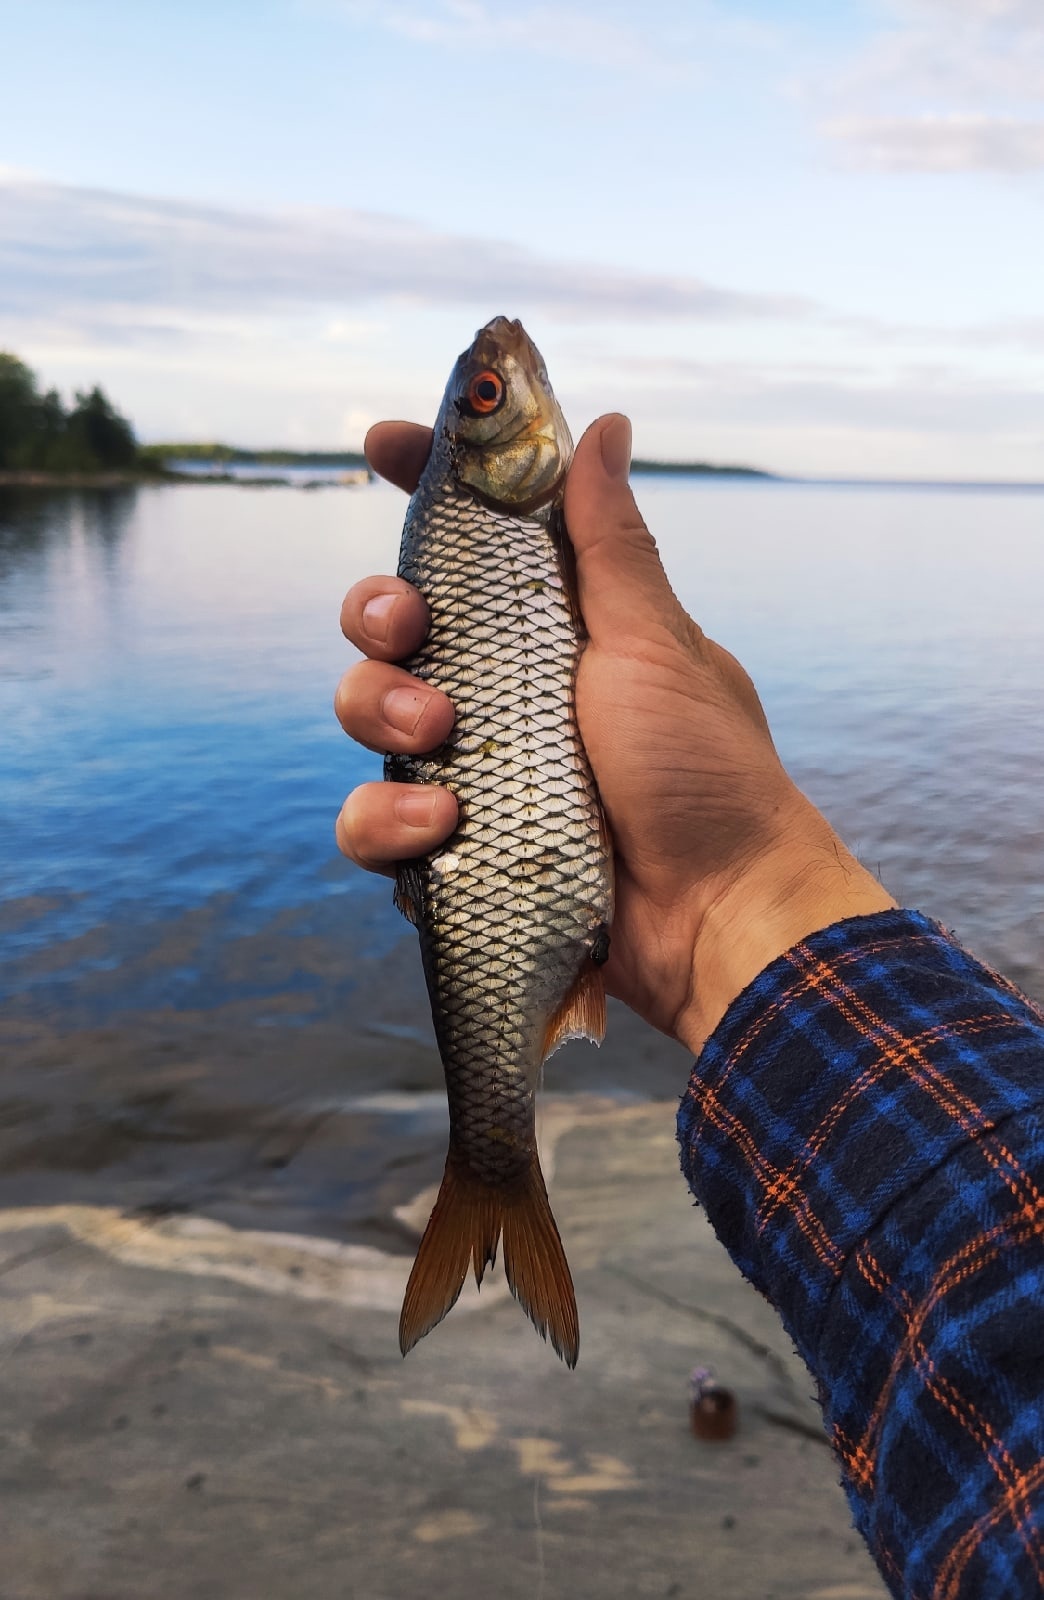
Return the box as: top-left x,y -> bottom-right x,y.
341,576 -> 430,662
336,782 -> 458,875
334,660 -> 455,753
364,422 -> 433,494
564,414 -> 694,651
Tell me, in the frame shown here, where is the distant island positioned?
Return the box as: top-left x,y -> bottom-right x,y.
630,457 -> 774,479
138,442 -> 370,472
143,442 -> 772,479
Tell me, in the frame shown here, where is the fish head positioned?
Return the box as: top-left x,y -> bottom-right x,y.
437,317 -> 573,516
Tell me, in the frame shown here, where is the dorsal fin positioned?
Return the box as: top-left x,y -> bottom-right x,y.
541,962 -> 606,1061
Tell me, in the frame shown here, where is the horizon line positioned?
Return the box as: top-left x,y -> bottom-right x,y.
145,444 -> 1044,494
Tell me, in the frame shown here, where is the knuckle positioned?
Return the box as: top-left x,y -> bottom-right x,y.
619,508 -> 654,543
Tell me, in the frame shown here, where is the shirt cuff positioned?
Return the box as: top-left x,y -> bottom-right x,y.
676,908 -> 1044,1369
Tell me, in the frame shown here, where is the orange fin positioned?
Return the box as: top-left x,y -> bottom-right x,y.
399,1150 -> 579,1368
393,864 -> 421,926
541,962 -> 606,1061
501,1154 -> 579,1366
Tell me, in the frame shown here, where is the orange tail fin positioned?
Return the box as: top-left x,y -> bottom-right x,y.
399,1149 -> 579,1367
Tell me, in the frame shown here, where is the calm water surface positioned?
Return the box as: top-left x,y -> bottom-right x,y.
2,477 -> 1042,1024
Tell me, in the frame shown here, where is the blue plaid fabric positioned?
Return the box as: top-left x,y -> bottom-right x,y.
677,908 -> 1044,1600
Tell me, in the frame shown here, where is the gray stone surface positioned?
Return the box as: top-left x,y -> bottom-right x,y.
0,1099 -> 887,1600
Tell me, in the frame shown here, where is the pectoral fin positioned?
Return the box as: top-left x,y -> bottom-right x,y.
541,963 -> 606,1061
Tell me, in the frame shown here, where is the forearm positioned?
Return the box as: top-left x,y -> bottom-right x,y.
678,909 -> 1044,1599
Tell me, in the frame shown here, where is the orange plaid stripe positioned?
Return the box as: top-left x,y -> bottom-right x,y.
678,908 -> 1044,1598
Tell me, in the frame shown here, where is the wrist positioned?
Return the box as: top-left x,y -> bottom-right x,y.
676,794 -> 897,1055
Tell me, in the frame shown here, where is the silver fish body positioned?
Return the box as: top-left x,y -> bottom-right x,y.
387,317 -> 613,1365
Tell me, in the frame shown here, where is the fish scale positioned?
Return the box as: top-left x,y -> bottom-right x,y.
385,315 -> 612,1366
388,476 -> 608,1184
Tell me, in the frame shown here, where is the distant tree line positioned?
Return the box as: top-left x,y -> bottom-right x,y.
137,442 -> 370,469
0,352 -> 138,472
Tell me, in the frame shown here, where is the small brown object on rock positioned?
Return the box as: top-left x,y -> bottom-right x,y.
689,1366 -> 738,1442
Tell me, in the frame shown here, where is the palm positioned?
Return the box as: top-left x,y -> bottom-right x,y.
576,624 -> 787,1039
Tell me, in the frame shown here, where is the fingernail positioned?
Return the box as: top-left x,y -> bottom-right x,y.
362,592 -> 398,642
599,415 -> 632,481
395,789 -> 439,827
382,686 -> 428,735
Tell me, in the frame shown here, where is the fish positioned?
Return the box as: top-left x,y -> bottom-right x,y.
386,316 -> 613,1367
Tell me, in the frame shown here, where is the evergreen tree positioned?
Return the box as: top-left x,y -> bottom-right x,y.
0,352 -> 45,468
67,386 -> 138,469
0,353 -> 138,472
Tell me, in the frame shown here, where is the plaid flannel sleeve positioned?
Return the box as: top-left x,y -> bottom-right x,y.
677,908 -> 1044,1600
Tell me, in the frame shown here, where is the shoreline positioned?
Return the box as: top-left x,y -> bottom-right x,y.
5,465 -> 1044,493
0,468 -> 154,487
0,467 -> 372,489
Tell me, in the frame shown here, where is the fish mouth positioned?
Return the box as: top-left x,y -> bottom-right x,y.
469,316 -> 550,386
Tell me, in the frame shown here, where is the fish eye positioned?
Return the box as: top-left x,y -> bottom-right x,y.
462,370 -> 505,417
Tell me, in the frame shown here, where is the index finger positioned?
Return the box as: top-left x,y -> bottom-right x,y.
364,421 -> 433,495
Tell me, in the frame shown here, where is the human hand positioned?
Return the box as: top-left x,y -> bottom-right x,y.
335,414 -> 894,1055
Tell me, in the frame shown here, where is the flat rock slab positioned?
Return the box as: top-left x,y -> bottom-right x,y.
0,1100 -> 887,1600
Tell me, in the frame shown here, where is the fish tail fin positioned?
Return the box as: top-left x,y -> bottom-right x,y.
398,1150 -> 500,1359
501,1152 -> 579,1368
399,1149 -> 579,1368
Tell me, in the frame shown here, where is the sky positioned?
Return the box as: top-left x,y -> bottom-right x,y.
1,0 -> 1043,477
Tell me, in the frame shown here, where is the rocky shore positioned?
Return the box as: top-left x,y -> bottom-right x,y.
0,989 -> 887,1600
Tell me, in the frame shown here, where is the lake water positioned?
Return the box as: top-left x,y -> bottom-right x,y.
2,475 -> 1043,1033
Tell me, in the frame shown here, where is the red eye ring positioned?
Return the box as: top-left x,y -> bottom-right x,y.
466,370 -> 504,415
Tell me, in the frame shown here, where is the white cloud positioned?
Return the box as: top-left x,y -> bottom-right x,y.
341,406 -> 375,443
0,174 -> 815,333
330,0 -> 683,73
889,0 -> 1040,26
827,113 -> 1044,171
572,348 -> 1044,438
3,169 -> 1041,475
962,315 -> 1044,348
324,0 -> 785,78
860,0 -> 1044,100
815,0 -> 1044,170
323,318 -> 384,343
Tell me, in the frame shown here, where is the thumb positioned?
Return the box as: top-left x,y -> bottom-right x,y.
563,414 -> 691,649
